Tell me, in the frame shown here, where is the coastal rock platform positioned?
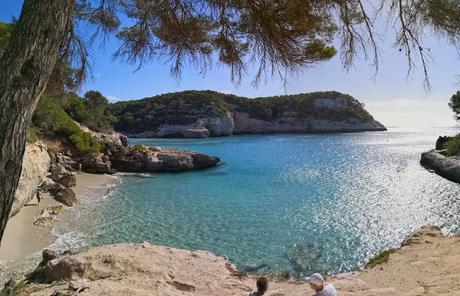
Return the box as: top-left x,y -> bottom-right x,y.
7,226 -> 460,296
421,149 -> 460,183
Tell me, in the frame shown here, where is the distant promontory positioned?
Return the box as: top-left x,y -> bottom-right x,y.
110,90 -> 386,138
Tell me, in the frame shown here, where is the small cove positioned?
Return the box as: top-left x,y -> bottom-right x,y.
54,127 -> 460,277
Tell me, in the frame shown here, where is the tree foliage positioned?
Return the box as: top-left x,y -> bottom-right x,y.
61,0 -> 460,88
33,96 -> 103,153
449,91 -> 460,120
64,91 -> 117,132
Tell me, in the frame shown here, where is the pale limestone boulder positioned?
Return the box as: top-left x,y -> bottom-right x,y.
11,142 -> 51,217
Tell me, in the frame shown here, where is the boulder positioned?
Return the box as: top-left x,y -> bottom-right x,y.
41,205 -> 64,217
33,217 -> 54,227
119,135 -> 128,147
49,163 -> 67,179
35,258 -> 86,283
80,153 -> 114,174
52,188 -> 77,207
39,249 -> 59,267
54,153 -> 79,171
56,173 -> 76,188
191,153 -> 220,169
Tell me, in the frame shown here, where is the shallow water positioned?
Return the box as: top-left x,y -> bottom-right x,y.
58,127 -> 460,277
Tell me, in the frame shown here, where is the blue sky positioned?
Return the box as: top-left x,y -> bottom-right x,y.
2,2 -> 459,127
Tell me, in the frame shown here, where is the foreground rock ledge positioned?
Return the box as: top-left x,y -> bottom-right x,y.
5,226 -> 460,296
421,149 -> 460,183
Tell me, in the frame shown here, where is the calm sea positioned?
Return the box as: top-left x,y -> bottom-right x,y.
57,127 -> 460,277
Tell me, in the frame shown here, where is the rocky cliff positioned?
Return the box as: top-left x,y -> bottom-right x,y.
10,142 -> 51,217
5,226 -> 459,296
112,90 -> 386,138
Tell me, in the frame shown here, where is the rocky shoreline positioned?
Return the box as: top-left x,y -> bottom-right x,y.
11,135 -> 219,219
3,225 -> 459,295
126,110 -> 387,139
421,149 -> 460,183
420,136 -> 460,183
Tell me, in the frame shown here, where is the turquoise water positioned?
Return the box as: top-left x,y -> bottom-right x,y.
72,127 -> 460,277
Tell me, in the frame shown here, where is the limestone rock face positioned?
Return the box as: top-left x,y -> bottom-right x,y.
203,112 -> 234,136
11,142 -> 51,217
127,112 -> 235,138
111,146 -> 220,172
232,111 -> 386,134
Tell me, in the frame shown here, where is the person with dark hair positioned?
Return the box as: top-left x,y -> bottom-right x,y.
249,276 -> 268,296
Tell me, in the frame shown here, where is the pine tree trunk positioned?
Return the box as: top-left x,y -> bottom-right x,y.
0,0 -> 75,244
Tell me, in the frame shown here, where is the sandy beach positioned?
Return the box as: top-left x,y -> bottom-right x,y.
0,172 -> 116,262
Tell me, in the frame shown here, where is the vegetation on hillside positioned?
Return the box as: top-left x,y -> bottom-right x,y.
33,96 -> 103,153
65,91 -> 117,132
444,91 -> 460,155
225,91 -> 373,121
111,90 -> 374,134
110,91 -> 230,134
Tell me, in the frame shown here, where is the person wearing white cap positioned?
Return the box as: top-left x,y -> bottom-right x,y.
305,273 -> 337,296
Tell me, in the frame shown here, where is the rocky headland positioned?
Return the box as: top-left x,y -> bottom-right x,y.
111,90 -> 386,138
3,225 -> 459,296
420,136 -> 460,183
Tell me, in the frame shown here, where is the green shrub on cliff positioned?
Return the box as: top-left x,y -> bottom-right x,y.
26,126 -> 39,144
33,96 -> 103,153
443,134 -> 460,156
365,248 -> 396,268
